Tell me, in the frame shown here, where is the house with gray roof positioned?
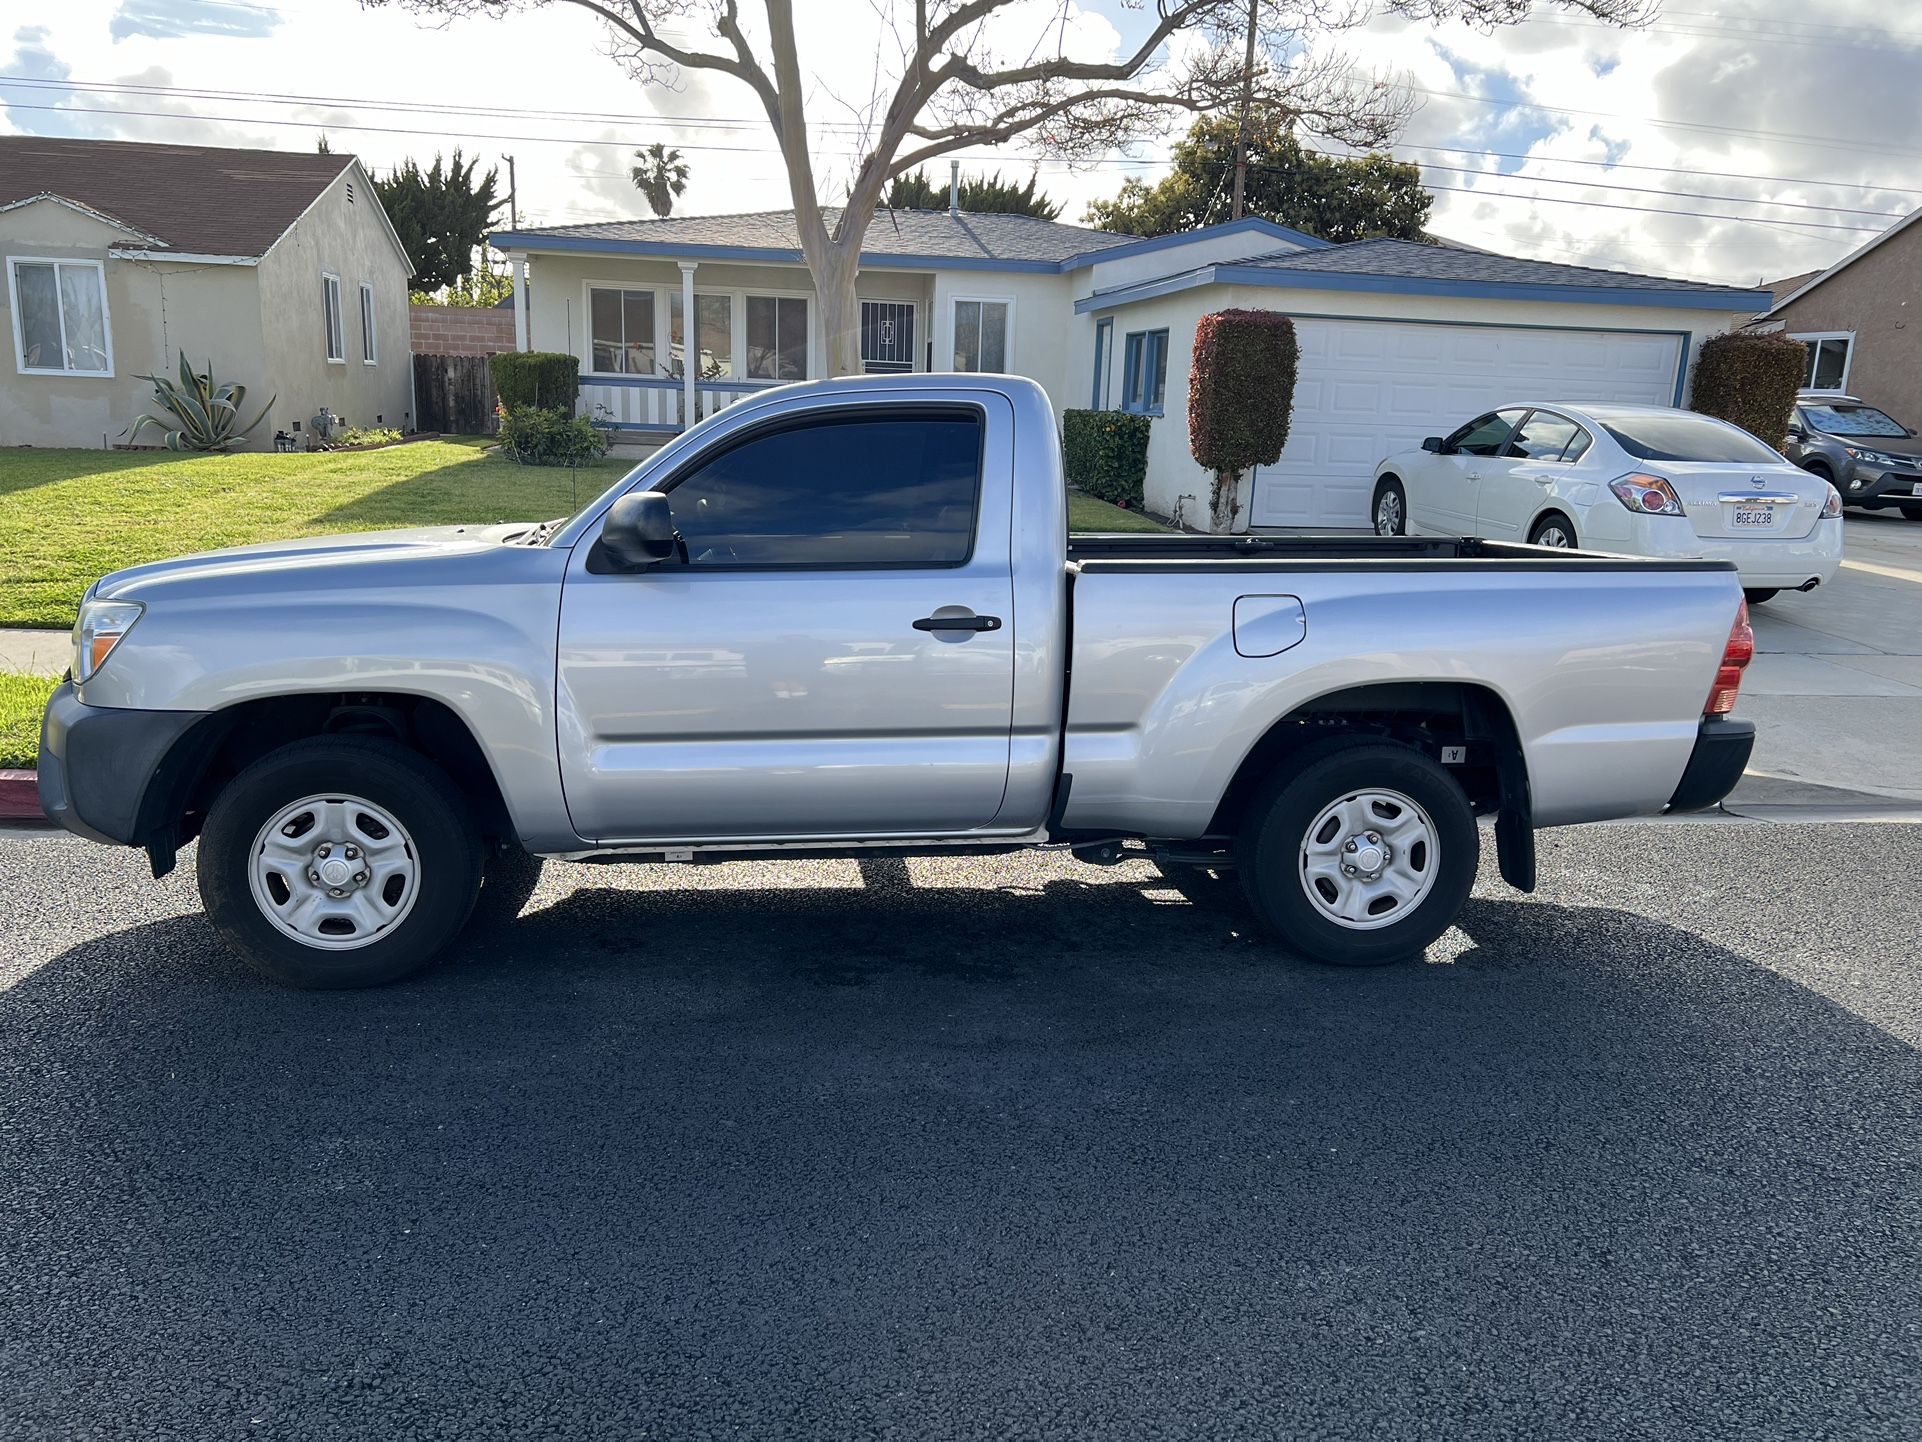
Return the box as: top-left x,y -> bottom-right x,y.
494,205 -> 1770,529
2,136 -> 413,451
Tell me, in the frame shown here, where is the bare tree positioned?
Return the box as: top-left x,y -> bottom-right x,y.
369,0 -> 1651,375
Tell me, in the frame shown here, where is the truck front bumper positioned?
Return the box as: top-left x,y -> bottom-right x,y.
38,682 -> 206,846
1665,717 -> 1755,813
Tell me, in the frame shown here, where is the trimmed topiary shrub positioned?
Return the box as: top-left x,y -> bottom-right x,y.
1688,330 -> 1807,448
1062,409 -> 1152,509
1189,309 -> 1298,532
490,351 -> 581,412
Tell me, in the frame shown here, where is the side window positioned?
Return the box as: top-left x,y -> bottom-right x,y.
1449,411 -> 1517,457
1510,410 -> 1581,460
661,410 -> 983,568
1562,426 -> 1592,462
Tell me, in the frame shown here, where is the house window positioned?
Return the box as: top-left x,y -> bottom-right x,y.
321,272 -> 345,363
1091,317 -> 1112,408
589,286 -> 657,375
670,292 -> 734,379
1792,332 -> 1853,392
952,298 -> 1010,372
745,294 -> 808,380
1122,328 -> 1168,414
8,257 -> 112,375
359,281 -> 377,365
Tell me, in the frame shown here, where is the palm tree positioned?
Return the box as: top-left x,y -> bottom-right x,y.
630,143 -> 690,218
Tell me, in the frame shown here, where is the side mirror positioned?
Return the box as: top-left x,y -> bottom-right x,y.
600,491 -> 677,570
1785,426 -> 1807,442
1421,436 -> 1446,454
1908,427 -> 1919,438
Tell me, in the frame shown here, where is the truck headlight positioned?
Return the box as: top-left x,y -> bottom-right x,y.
73,599 -> 144,682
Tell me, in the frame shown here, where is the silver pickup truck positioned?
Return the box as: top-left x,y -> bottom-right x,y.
40,375 -> 1757,988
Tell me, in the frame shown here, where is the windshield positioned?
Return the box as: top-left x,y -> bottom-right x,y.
1596,412 -> 1786,465
1803,403 -> 1908,438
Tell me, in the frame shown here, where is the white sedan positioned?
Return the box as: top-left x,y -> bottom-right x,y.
1369,402 -> 1845,603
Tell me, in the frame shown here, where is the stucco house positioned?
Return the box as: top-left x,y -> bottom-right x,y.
1759,204 -> 1921,421
493,205 -> 1769,529
1,137 -> 413,451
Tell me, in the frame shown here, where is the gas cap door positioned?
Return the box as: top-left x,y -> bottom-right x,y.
1232,594 -> 1307,658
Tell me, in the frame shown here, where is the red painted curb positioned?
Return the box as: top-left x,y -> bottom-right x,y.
0,769 -> 49,825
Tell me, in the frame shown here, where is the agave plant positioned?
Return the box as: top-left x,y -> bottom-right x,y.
125,352 -> 275,452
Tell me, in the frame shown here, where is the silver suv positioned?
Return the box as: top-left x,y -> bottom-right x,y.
1785,391 -> 1922,521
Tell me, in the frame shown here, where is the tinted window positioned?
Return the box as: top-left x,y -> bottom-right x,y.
1509,411 -> 1582,460
1598,413 -> 1785,464
1449,411 -> 1520,457
1563,426 -> 1592,462
661,411 -> 982,567
1802,402 -> 1907,438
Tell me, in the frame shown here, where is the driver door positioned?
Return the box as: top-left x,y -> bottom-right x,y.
1428,411 -> 1522,534
555,396 -> 1017,845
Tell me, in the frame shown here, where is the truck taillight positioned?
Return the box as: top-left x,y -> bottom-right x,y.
1705,600 -> 1754,716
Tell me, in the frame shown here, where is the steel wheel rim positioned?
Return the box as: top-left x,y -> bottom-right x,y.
1376,490 -> 1403,535
1298,787 -> 1439,931
248,793 -> 421,951
1535,524 -> 1572,548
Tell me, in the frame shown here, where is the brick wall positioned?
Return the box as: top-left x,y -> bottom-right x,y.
409,303 -> 516,357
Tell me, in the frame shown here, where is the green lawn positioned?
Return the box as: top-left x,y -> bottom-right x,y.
0,441 -> 1163,630
0,673 -> 58,770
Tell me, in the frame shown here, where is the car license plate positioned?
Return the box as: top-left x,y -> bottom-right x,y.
1731,506 -> 1776,528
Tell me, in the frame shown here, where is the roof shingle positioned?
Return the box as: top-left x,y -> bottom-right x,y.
0,136 -> 353,258
1231,236 -> 1746,295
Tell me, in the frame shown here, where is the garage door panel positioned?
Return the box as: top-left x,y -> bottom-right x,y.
1250,317 -> 1684,529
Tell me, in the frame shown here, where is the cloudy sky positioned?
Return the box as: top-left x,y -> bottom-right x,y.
3,0 -> 1915,286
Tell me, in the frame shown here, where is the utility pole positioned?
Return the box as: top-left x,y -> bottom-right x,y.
1230,0 -> 1258,221
501,153 -> 519,230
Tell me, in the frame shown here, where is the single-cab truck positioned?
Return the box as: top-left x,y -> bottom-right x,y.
39,376 -> 1758,988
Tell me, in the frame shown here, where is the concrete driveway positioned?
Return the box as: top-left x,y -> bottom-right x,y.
1733,511 -> 1922,811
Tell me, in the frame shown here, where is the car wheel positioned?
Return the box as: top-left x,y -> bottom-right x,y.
1236,738 -> 1478,967
1743,588 -> 1780,605
1901,504 -> 1922,523
1372,477 -> 1407,536
470,844 -> 546,930
197,736 -> 483,989
1529,514 -> 1577,548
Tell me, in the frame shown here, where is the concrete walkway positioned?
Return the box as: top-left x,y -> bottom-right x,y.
0,628 -> 65,675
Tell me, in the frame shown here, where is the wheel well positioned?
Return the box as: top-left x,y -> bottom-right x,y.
1802,458 -> 1833,478
143,691 -> 513,865
1374,472 -> 1403,492
1205,681 -> 1527,841
1529,509 -> 1575,541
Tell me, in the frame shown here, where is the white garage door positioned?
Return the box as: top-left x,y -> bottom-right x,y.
1248,318 -> 1685,529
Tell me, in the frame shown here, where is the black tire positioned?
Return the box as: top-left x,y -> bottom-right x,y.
470,844 -> 546,930
1743,587 -> 1780,605
1236,738 -> 1478,967
197,736 -> 483,989
1901,504 -> 1922,523
1371,476 -> 1407,536
1528,513 -> 1577,549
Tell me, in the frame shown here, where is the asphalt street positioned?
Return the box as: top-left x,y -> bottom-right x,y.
2,824 -> 1918,1441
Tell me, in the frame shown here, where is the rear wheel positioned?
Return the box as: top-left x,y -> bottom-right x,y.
1743,587 -> 1781,605
1236,739 -> 1478,967
1529,513 -> 1577,548
197,737 -> 483,989
1372,477 -> 1407,536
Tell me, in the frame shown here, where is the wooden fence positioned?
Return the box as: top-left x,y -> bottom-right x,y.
413,353 -> 495,436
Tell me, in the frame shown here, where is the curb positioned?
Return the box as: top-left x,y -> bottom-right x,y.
0,770 -> 48,826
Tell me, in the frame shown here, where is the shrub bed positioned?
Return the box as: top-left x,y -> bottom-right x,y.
1689,330 -> 1807,446
1062,409 -> 1152,508
497,405 -> 611,467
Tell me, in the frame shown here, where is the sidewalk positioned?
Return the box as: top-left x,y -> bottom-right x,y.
0,628 -> 65,674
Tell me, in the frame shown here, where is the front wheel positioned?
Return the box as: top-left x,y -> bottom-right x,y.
1901,503 -> 1922,523
1372,477 -> 1407,536
1743,587 -> 1780,605
197,737 -> 484,989
1237,739 -> 1478,967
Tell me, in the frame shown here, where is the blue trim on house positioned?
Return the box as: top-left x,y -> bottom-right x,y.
580,374 -> 781,391
1076,262 -> 1771,314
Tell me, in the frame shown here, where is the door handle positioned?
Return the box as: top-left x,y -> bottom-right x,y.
913,613 -> 1001,632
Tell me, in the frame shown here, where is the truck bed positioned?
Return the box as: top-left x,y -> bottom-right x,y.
1067,532 -> 1737,571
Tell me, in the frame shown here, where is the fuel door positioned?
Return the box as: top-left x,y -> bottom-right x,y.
1232,594 -> 1307,659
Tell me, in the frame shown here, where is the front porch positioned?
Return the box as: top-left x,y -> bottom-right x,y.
580,374 -> 784,435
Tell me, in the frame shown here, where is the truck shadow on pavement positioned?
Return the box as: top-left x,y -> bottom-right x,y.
4,865 -> 1919,1440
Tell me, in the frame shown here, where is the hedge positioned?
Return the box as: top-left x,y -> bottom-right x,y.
1062,409 -> 1152,508
1190,309 -> 1298,530
490,351 -> 581,412
1688,330 -> 1807,447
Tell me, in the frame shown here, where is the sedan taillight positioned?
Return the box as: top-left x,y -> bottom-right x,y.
1609,472 -> 1687,517
1820,483 -> 1843,519
1706,600 -> 1755,716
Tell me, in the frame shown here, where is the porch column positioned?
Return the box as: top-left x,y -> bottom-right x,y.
510,252 -> 529,351
678,260 -> 697,428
